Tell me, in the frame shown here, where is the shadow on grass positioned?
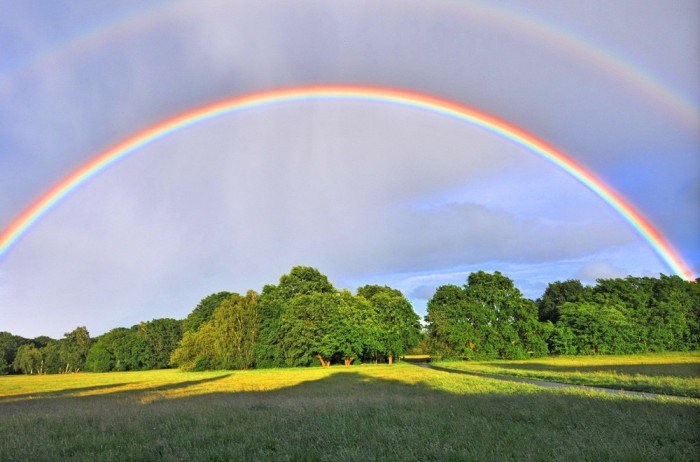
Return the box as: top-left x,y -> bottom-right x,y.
0,373 -> 232,404
0,367 -> 698,461
0,382 -> 132,403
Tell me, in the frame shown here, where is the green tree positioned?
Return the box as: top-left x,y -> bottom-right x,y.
86,327 -> 146,372
337,291 -> 375,366
182,292 -> 233,333
59,326 -> 92,373
13,344 -> 42,374
40,340 -> 63,374
425,285 -> 471,359
207,291 -> 259,370
358,285 -> 421,364
278,292 -> 345,367
136,318 -> 182,369
0,332 -> 29,375
557,300 -> 635,354
426,272 -> 548,360
647,275 -> 699,351
170,291 -> 260,371
538,279 -> 585,323
255,267 -> 335,368
170,329 -> 215,371
463,271 -> 547,359
85,340 -> 113,372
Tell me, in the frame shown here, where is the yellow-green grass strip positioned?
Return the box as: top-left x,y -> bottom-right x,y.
432,352 -> 700,398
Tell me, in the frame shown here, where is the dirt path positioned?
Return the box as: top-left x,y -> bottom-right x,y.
414,363 -> 695,400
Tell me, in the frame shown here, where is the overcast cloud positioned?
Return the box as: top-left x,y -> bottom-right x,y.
0,0 -> 697,337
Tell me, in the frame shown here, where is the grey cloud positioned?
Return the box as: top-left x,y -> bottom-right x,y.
408,285 -> 438,301
0,0 -> 696,336
575,262 -> 628,283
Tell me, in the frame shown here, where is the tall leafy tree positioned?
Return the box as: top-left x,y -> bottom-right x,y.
278,292 -> 345,367
426,272 -> 548,359
358,285 -> 420,364
463,271 -> 547,359
182,292 -> 233,333
537,279 -> 585,323
59,326 -> 92,373
555,300 -> 635,354
170,291 -> 259,370
0,332 -> 29,374
136,318 -> 182,369
425,285 -> 472,359
255,266 -> 335,368
85,339 -> 114,372
338,291 -> 375,366
13,344 -> 42,374
41,340 -> 63,374
646,275 -> 699,351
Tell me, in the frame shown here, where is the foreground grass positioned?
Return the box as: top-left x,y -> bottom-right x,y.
0,363 -> 698,461
432,352 -> 700,398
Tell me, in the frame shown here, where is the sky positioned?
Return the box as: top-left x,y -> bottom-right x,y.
0,0 -> 698,339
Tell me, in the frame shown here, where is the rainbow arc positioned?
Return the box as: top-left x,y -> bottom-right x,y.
0,86 -> 694,280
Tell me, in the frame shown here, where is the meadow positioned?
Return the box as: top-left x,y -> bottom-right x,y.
1,359 -> 698,461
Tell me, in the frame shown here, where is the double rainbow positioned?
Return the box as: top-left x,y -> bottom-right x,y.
0,86 -> 694,280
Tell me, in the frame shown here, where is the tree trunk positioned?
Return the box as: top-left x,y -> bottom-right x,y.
344,357 -> 354,366
316,354 -> 329,367
388,355 -> 393,365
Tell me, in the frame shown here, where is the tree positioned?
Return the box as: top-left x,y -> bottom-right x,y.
136,318 -> 182,369
208,291 -> 259,370
556,300 -> 635,354
538,280 -> 585,323
13,344 -> 42,374
425,272 -> 548,360
337,291 -> 375,366
182,292 -> 233,333
85,340 -> 113,372
358,285 -> 421,364
0,332 -> 29,375
646,275 -> 700,351
425,285 -> 472,359
59,326 -> 92,373
170,291 -> 259,371
255,266 -> 335,368
40,340 -> 63,374
274,266 -> 335,300
278,292 -> 345,367
463,271 -> 546,359
86,327 -> 150,372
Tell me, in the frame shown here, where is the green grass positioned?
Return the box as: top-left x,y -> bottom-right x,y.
1,362 -> 698,461
432,352 -> 700,398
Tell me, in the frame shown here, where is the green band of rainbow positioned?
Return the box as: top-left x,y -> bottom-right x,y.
0,85 -> 694,280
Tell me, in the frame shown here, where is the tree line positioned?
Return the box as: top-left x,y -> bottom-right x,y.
2,267 -> 698,374
2,267 -> 421,374
426,271 -> 699,359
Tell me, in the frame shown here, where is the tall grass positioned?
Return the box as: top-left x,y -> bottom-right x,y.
432,352 -> 700,398
1,362 -> 698,461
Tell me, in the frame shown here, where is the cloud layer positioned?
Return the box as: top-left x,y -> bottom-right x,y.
0,0 -> 697,337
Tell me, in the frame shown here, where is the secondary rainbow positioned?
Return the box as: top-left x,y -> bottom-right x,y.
0,85 -> 694,280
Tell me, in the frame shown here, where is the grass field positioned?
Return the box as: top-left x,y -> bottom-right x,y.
432,352 -> 700,398
1,359 -> 698,461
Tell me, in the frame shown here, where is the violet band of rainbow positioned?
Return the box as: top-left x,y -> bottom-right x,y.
0,85 -> 694,280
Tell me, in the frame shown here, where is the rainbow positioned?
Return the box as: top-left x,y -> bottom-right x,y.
0,85 -> 695,280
